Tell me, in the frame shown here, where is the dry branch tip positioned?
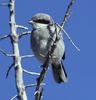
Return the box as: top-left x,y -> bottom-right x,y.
10,95 -> 18,100
0,34 -> 10,40
6,63 -> 14,78
16,25 -> 28,30
0,3 -> 9,6
23,69 -> 40,76
0,49 -> 15,57
21,54 -> 34,59
19,31 -> 31,38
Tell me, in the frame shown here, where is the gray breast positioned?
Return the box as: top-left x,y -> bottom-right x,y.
30,28 -> 65,63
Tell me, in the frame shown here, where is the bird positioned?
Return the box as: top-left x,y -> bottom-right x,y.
29,13 -> 67,83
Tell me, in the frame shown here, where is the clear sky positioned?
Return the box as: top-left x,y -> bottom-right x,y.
0,0 -> 96,100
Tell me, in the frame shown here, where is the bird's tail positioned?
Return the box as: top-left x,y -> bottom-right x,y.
51,61 -> 67,83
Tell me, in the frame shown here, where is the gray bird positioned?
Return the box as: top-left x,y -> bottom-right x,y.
29,13 -> 67,83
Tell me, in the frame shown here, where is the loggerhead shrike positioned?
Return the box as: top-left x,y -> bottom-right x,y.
29,13 -> 67,83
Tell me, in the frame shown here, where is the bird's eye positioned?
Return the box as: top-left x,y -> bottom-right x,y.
33,19 -> 50,24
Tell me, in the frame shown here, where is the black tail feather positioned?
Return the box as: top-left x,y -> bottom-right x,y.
52,61 -> 67,83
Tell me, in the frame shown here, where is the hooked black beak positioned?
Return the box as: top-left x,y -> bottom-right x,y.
28,20 -> 34,24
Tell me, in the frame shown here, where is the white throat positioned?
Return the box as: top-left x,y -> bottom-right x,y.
33,22 -> 48,29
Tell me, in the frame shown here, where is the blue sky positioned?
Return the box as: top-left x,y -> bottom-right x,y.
0,0 -> 96,100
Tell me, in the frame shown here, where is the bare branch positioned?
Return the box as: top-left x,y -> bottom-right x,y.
0,3 -> 9,6
56,23 -> 80,51
61,0 -> 75,28
35,27 -> 57,100
0,49 -> 15,57
9,0 -> 28,99
57,0 -> 80,51
6,63 -> 14,78
23,69 -> 40,76
10,95 -> 18,100
35,88 -> 43,100
0,34 -> 10,40
25,83 -> 45,89
19,31 -> 31,38
6,64 -> 40,79
63,29 -> 80,51
10,83 -> 45,100
21,54 -> 34,59
16,25 -> 28,30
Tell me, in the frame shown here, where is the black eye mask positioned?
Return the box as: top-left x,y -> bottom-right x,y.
33,19 -> 50,24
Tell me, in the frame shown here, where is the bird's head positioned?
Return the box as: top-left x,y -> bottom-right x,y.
29,13 -> 54,29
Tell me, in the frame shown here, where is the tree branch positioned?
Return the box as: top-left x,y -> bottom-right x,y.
9,0 -> 28,99
56,23 -> 80,51
6,63 -> 14,78
35,26 -> 57,100
56,0 -> 80,51
10,83 -> 45,100
35,88 -> 43,100
35,0 -> 76,100
0,3 -> 9,6
61,0 -> 75,28
25,83 -> 45,89
0,49 -> 15,57
10,95 -> 18,100
21,54 -> 34,59
16,25 -> 28,30
19,31 -> 31,38
0,34 -> 10,40
23,69 -> 40,76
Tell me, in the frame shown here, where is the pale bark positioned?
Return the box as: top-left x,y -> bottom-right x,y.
9,0 -> 28,99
